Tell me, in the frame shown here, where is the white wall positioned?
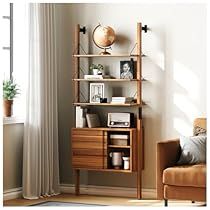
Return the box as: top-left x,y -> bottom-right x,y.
56,3 -> 206,189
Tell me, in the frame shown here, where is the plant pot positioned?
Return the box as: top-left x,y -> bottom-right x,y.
92,69 -> 99,75
3,100 -> 13,117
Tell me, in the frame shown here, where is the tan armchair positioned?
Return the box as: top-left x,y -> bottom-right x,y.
156,118 -> 206,206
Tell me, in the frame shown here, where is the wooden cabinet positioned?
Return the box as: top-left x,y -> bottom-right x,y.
71,22 -> 147,199
71,127 -> 137,171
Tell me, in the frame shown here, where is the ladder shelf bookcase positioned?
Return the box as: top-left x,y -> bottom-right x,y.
71,22 -> 146,199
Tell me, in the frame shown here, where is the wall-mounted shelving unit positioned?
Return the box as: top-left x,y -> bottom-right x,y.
71,22 -> 147,199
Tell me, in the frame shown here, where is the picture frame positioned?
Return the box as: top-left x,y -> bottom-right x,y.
89,83 -> 104,103
120,59 -> 135,79
86,113 -> 101,128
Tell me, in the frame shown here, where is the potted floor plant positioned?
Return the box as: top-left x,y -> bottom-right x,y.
3,79 -> 19,117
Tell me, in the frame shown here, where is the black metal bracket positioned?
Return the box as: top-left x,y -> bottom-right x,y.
142,25 -> 148,33
80,26 -> 86,34
138,107 -> 142,119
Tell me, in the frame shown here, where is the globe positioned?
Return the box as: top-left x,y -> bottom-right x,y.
92,24 -> 116,55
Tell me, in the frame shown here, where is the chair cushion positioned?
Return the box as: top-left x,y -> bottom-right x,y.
163,164 -> 206,188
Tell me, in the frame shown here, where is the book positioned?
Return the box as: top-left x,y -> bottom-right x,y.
76,106 -> 87,128
86,113 -> 100,128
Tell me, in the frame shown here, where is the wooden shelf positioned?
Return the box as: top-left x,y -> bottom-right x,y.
73,78 -> 147,82
73,102 -> 141,107
105,169 -> 132,173
77,168 -> 133,173
73,79 -> 140,82
72,22 -> 144,199
73,54 -> 140,58
73,127 -> 136,131
108,145 -> 131,149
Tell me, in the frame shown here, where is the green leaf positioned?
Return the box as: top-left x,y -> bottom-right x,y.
3,79 -> 20,100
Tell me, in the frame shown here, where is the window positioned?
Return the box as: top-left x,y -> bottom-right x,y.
2,3 -> 28,121
2,3 -> 12,81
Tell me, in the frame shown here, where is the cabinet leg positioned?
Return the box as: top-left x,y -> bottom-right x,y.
137,169 -> 142,199
75,169 -> 80,196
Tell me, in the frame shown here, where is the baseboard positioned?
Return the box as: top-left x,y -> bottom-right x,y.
3,187 -> 22,201
3,185 -> 156,201
60,184 -> 156,198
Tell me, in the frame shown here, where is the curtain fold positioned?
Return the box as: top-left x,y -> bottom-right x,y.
23,3 -> 60,199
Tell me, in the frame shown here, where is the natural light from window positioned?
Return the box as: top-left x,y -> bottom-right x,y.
1,3 -> 28,121
173,61 -> 200,135
12,3 -> 28,119
2,3 -> 10,81
173,61 -> 199,100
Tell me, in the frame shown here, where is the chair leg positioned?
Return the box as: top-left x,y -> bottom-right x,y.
164,199 -> 168,207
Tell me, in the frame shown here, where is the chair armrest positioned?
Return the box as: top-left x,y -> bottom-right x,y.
156,139 -> 180,199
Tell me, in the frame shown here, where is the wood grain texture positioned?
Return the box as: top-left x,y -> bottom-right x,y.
73,156 -> 104,169
136,22 -> 142,199
72,128 -> 103,136
73,79 -> 140,82
73,102 -> 141,107
74,24 -> 80,103
5,193 -> 205,207
137,22 -> 142,105
73,54 -> 140,57
72,127 -> 136,131
72,135 -> 105,156
130,129 -> 135,171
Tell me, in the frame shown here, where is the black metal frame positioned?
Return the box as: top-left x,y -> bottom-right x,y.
142,25 -> 148,33
2,3 -> 13,81
10,3 -> 13,81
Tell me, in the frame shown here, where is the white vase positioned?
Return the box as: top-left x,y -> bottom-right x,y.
122,157 -> 130,170
92,69 -> 99,75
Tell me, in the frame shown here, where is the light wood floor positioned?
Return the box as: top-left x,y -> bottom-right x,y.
3,193 -> 205,207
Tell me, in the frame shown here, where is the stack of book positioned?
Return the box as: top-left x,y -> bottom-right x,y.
111,97 -> 134,104
84,75 -> 112,79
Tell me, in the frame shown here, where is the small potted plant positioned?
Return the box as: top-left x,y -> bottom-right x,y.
3,79 -> 20,117
89,63 -> 104,75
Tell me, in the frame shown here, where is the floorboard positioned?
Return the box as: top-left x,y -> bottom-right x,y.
3,193 -> 205,207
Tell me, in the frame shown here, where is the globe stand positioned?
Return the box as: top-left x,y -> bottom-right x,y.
100,48 -> 111,55
92,24 -> 115,56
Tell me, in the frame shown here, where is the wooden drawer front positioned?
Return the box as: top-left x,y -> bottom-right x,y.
72,135 -> 105,143
72,155 -> 104,169
72,135 -> 105,156
72,129 -> 103,136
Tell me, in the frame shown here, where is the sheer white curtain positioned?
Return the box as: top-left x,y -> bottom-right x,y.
23,3 -> 60,199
